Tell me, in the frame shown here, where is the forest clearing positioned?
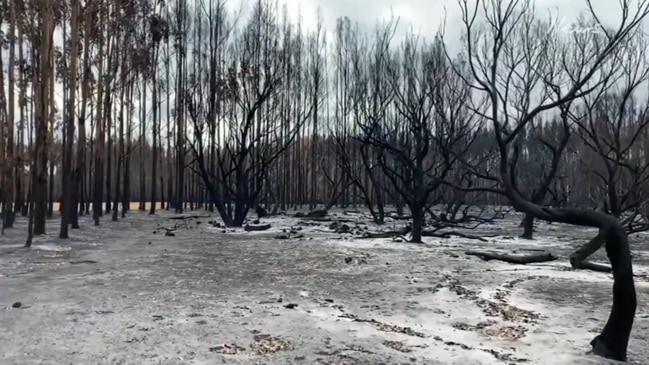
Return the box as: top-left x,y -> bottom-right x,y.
1,209 -> 649,365
3,0 -> 649,363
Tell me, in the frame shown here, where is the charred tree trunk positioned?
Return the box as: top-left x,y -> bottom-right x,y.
92,9 -> 106,226
138,78 -> 146,211
494,94 -> 637,363
3,0 -> 17,229
122,80 -> 134,218
175,0 -> 186,214
29,0 -> 55,241
105,111 -> 112,214
72,13 -> 91,227
15,28 -> 26,219
59,0 -> 79,238
46,57 -> 55,220
149,49 -> 159,215
410,204 -> 424,243
520,213 -> 534,239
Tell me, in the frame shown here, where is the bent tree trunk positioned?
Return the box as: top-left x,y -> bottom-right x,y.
505,186 -> 636,361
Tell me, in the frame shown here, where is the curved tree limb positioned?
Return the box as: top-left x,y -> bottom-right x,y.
502,138 -> 636,362
569,232 -> 612,273
444,0 -> 648,360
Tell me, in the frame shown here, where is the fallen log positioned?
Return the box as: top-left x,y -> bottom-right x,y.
422,230 -> 489,242
307,209 -> 328,218
244,223 -> 272,232
361,231 -> 402,239
301,217 -> 333,222
360,225 -> 410,239
515,248 -> 547,252
576,261 -> 613,273
168,215 -> 212,220
465,250 -> 558,264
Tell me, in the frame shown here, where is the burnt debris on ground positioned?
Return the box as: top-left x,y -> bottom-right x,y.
0,208 -> 648,364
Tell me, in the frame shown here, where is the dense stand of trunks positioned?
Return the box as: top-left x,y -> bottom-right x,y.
0,0 -> 647,361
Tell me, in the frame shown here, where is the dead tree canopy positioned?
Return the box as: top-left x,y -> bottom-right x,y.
185,3 -> 313,227
572,69 -> 649,233
356,28 -> 480,243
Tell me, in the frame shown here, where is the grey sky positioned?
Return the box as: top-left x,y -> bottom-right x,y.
227,0 -> 641,47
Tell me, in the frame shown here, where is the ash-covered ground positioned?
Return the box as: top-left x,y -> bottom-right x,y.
1,208 -> 648,365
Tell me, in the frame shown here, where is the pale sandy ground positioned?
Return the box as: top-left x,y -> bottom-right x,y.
0,208 -> 648,365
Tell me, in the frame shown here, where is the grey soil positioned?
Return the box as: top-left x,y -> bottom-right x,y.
1,211 -> 648,365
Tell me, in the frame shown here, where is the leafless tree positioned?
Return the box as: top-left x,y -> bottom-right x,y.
330,20 -> 390,224
186,0 -> 312,226
358,29 -> 479,243
446,0 -> 649,359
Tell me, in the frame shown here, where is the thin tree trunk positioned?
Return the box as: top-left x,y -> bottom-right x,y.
92,6 -> 106,226
72,10 -> 91,227
105,108 -> 113,214
0,41 -> 5,234
47,60 -> 55,220
149,49 -> 159,215
175,0 -> 185,214
113,56 -> 127,221
165,15 -> 173,211
2,0 -> 17,229
139,76 -> 147,211
29,0 -> 55,241
16,26 -> 26,218
60,0 -> 80,238
123,79 -> 134,217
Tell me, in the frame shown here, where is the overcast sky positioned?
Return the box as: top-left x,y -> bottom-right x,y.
227,0 -> 640,49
